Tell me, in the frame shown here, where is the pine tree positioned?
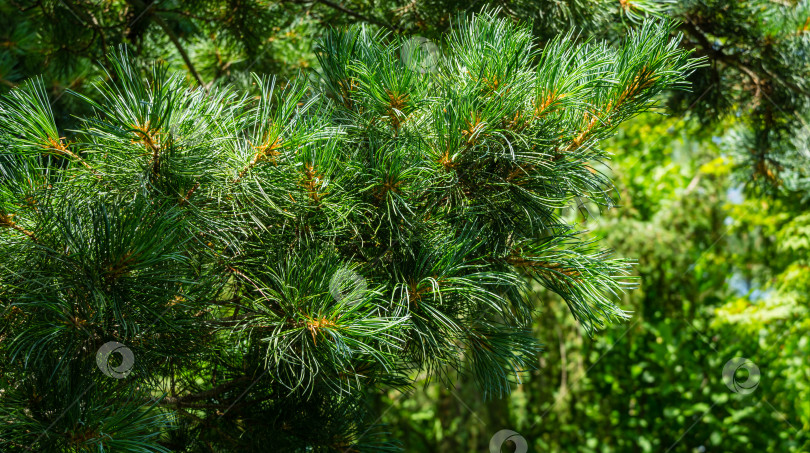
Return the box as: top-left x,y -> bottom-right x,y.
0,0 -> 400,104
0,11 -> 698,452
6,1 -> 807,199
361,0 -> 810,197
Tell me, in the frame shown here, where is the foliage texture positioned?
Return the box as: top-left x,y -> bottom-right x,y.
0,11 -> 699,452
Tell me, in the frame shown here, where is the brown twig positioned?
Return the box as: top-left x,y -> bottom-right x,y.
0,213 -> 37,242
160,375 -> 253,405
128,0 -> 205,87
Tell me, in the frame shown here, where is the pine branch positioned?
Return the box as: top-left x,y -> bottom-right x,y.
0,10 -> 700,450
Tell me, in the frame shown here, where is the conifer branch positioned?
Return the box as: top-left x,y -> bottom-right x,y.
0,10 -> 699,450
